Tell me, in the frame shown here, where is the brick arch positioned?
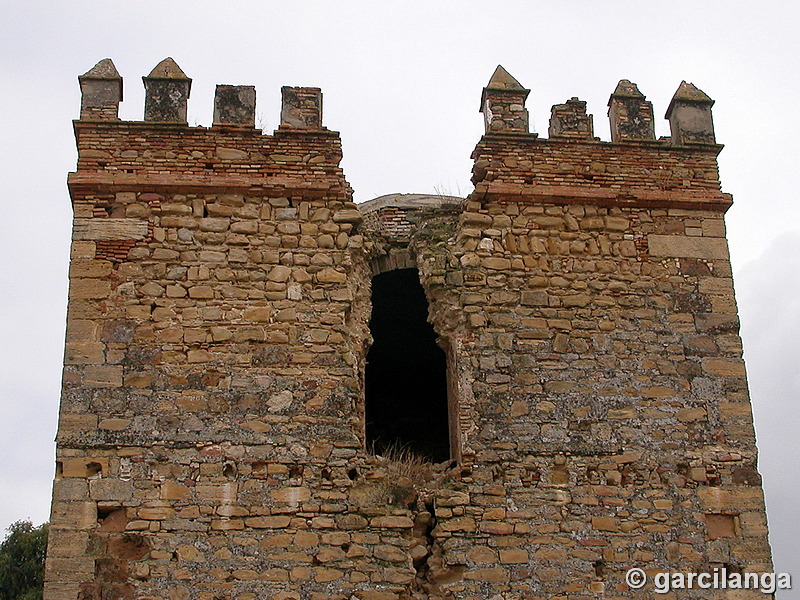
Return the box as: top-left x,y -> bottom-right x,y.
369,248 -> 416,276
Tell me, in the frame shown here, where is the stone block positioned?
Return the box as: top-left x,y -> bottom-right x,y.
705,513 -> 736,538
245,516 -> 292,528
73,219 -> 148,241
45,529 -> 90,557
281,86 -> 322,129
52,479 -> 89,502
70,279 -> 112,300
214,85 -> 256,127
369,516 -> 414,529
648,235 -> 729,259
83,365 -> 123,387
89,478 -> 133,501
50,501 -> 96,530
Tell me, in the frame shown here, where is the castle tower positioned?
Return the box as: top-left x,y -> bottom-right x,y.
45,62 -> 773,599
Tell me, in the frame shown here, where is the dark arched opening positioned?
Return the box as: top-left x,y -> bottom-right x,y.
365,268 -> 450,463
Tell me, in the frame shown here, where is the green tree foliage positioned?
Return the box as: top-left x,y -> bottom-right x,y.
0,521 -> 49,600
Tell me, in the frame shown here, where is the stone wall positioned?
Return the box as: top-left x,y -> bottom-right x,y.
44,60 -> 772,600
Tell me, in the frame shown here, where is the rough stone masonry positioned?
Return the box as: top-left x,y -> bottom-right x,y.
44,59 -> 774,599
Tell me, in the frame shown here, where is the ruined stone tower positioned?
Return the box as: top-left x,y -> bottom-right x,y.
45,59 -> 774,599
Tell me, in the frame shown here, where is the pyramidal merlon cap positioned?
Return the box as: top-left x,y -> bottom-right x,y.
80,58 -> 122,81
665,81 -> 716,145
146,57 -> 190,81
480,65 -> 530,112
609,79 -> 645,101
485,65 -> 527,91
480,65 -> 530,133
665,81 -> 714,117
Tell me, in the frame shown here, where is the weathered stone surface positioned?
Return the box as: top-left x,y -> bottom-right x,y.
608,79 -> 655,142
648,234 -> 729,259
46,63 -> 771,600
666,81 -> 716,145
281,86 -> 322,129
143,57 -> 191,122
213,85 -> 256,127
73,219 -> 148,241
78,58 -> 122,120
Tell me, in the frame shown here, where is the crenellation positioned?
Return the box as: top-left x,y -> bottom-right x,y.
142,57 -> 192,123
280,86 -> 324,130
548,97 -> 595,140
78,58 -> 123,121
666,81 -> 717,145
480,65 -> 531,135
45,60 -> 773,600
213,85 -> 257,128
608,79 -> 656,142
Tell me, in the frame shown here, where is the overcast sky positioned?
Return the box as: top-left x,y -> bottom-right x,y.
0,1 -> 797,594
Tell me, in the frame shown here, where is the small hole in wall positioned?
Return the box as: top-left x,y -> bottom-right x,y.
347,468 -> 358,481
97,506 -> 116,520
594,560 -> 605,578
97,506 -> 128,533
289,465 -> 303,479
86,462 -> 103,478
724,563 -> 743,575
321,468 -> 332,481
204,163 -> 214,170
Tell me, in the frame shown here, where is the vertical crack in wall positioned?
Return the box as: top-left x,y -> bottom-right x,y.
411,498 -> 436,598
404,496 -> 436,600
403,491 -> 462,600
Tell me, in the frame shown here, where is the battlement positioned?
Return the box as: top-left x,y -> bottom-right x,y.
481,66 -> 716,146
475,67 -> 727,211
73,59 -> 349,205
79,58 -> 325,130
